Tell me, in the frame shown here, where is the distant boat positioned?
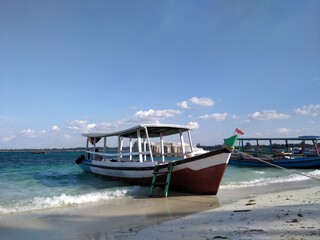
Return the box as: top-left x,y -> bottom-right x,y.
32,151 -> 47,154
75,124 -> 237,195
230,136 -> 320,168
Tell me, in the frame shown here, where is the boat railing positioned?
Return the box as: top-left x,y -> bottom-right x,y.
86,150 -> 150,157
235,149 -> 273,156
152,151 -> 193,157
234,148 -> 311,160
236,147 -> 299,155
86,150 -> 194,162
86,150 -> 150,160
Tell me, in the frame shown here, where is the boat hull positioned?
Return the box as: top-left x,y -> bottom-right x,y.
77,148 -> 231,194
229,156 -> 320,169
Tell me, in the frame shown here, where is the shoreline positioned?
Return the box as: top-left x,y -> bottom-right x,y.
0,180 -> 319,240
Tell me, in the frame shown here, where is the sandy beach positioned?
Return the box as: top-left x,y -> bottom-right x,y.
122,185 -> 320,240
121,179 -> 320,240
0,180 -> 319,240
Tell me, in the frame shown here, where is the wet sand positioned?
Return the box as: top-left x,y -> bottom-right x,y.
0,189 -> 220,240
0,180 -> 319,240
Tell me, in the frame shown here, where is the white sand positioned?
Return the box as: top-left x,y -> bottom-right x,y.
1,182 -> 319,240
121,185 -> 320,240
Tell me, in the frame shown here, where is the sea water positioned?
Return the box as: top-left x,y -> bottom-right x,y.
0,151 -> 319,215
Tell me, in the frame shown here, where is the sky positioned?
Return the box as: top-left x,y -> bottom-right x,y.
1,0 -> 320,149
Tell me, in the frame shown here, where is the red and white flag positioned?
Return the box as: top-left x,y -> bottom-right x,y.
234,128 -> 244,135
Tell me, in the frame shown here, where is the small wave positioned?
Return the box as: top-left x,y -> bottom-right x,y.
0,186 -> 142,215
221,169 -> 320,189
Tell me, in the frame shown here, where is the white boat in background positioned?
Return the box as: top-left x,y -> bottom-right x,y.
76,124 -> 237,195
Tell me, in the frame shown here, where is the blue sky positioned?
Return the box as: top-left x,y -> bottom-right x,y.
1,0 -> 319,149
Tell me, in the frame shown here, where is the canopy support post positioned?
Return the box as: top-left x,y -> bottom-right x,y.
187,130 -> 193,154
137,129 -> 143,162
160,133 -> 165,162
144,127 -> 154,162
179,130 -> 186,158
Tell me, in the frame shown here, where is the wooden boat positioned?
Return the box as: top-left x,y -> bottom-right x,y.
75,124 -> 237,195
230,136 -> 320,168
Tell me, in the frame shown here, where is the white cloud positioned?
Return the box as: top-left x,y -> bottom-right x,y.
294,104 -> 320,116
67,118 -> 139,133
199,113 -> 227,121
52,125 -> 60,131
21,128 -> 37,138
67,120 -> 88,130
177,97 -> 214,109
87,123 -> 97,130
46,125 -> 60,133
190,97 -> 214,107
187,121 -> 199,129
177,101 -> 189,109
135,109 -> 181,119
249,110 -> 290,121
68,120 -> 94,132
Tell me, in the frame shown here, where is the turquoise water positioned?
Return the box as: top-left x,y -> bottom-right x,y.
0,151 -> 319,214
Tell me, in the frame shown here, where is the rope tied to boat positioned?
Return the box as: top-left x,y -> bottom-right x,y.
234,150 -> 320,181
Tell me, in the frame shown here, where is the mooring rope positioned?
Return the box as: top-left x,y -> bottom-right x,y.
234,150 -> 320,181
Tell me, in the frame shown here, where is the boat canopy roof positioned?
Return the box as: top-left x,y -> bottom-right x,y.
82,124 -> 192,139
238,136 -> 320,141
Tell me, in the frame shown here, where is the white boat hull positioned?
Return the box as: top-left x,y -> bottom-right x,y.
77,148 -> 231,194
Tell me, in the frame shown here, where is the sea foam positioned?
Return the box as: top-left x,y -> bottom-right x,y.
0,186 -> 142,214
